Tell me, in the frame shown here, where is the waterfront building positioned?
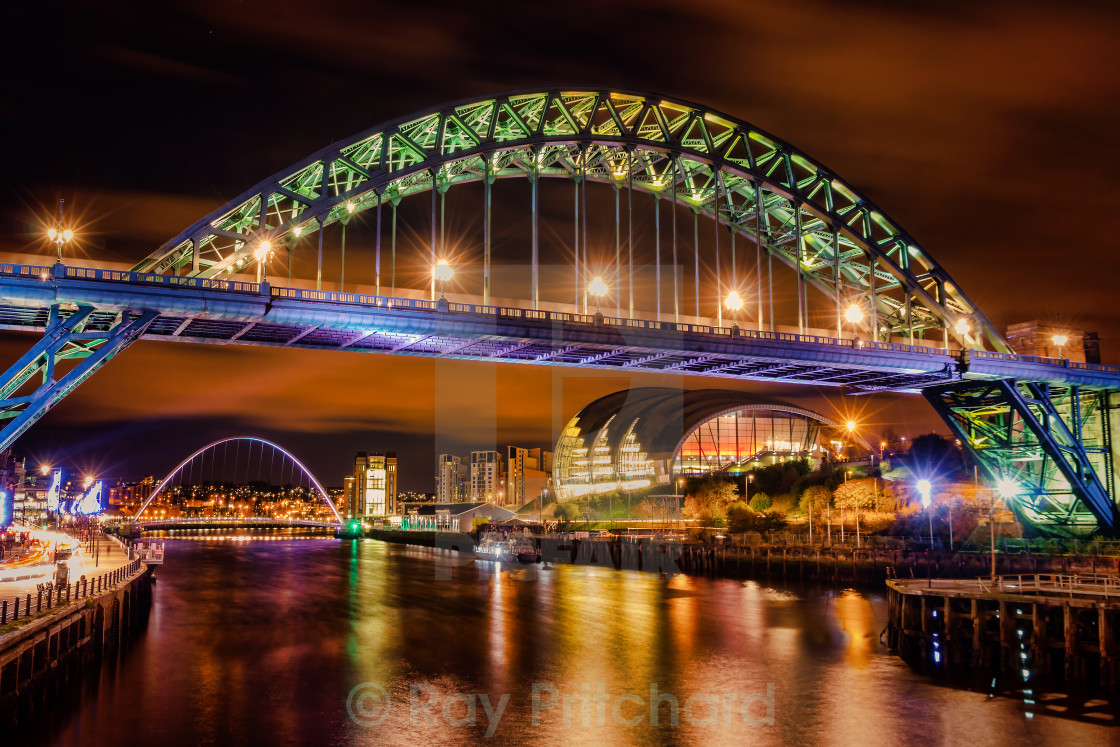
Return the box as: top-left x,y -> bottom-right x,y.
553,388 -> 870,500
399,501 -> 516,532
436,454 -> 468,503
470,451 -> 503,502
505,446 -> 552,509
344,452 -> 398,517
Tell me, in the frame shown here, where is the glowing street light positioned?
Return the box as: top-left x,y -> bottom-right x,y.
724,289 -> 744,331
846,420 -> 856,433
588,276 -> 608,313
996,477 -> 1021,500
40,464 -> 51,476
47,198 -> 75,263
954,317 -> 971,340
432,258 -> 454,299
843,303 -> 864,342
916,478 -> 934,545
253,240 -> 274,284
83,475 -> 94,489
916,479 -> 932,508
1051,333 -> 1068,359
724,290 -> 743,313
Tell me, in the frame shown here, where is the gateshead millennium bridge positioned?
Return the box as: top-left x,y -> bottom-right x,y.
0,89 -> 1117,537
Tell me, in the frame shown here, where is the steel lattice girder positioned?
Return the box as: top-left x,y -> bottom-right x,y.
134,89 -> 1005,352
0,304 -> 157,453
924,380 -> 1119,538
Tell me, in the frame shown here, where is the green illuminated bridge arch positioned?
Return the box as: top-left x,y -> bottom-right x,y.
135,88 -> 1006,353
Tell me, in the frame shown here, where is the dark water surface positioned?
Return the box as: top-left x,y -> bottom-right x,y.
36,536 -> 1116,745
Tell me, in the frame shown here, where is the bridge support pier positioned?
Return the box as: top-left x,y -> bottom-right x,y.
0,303 -> 156,453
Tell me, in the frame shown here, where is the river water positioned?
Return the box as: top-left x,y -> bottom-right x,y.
32,535 -> 1116,745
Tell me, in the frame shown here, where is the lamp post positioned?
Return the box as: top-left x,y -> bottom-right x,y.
47,199 -> 74,263
254,240 -> 273,284
724,289 -> 744,333
588,276 -> 608,314
995,475 -> 1020,579
1052,333 -> 1068,360
844,303 -> 863,342
433,259 -> 454,307
916,479 -> 933,545
954,317 -> 971,347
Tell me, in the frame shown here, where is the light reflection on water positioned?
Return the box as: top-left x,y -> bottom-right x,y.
34,534 -> 1115,746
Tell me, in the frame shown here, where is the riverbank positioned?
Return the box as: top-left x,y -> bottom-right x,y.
364,528 -> 1120,583
0,559 -> 153,728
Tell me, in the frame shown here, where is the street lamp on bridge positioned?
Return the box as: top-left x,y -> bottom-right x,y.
1052,333 -> 1068,359
46,199 -> 74,264
254,240 -> 274,284
724,289 -> 744,333
588,276 -> 608,314
843,303 -> 864,342
433,259 -> 454,304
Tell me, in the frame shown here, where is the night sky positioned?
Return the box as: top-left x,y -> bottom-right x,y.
2,1 -> 1118,490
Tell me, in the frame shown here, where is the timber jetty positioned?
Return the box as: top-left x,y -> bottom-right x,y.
886,574 -> 1120,690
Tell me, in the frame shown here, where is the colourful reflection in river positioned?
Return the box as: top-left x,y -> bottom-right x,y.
28,536 -> 1117,746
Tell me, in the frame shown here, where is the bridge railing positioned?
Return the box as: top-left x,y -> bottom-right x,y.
7,261 -> 1120,375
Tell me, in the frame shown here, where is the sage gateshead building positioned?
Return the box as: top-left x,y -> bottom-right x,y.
553,388 -> 869,500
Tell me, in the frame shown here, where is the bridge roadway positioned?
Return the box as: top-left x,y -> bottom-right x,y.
130,517 -> 338,531
3,262 -> 1119,392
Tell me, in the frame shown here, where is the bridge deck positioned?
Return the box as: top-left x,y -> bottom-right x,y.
3,262 -> 1118,392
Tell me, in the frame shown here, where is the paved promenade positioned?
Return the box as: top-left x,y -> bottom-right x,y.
0,531 -> 135,608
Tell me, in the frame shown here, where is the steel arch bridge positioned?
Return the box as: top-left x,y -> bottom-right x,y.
137,89 -> 1001,352
132,436 -> 343,526
0,88 -> 1117,538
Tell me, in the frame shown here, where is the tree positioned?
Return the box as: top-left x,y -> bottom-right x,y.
554,502 -> 581,524
833,479 -> 882,513
907,433 -> 965,480
799,485 -> 831,518
635,499 -> 654,519
682,477 -> 739,525
747,492 -> 772,511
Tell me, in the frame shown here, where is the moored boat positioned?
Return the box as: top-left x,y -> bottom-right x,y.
515,540 -> 540,563
474,537 -> 510,561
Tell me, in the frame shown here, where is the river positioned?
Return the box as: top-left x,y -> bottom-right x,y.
30,535 -> 1116,745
